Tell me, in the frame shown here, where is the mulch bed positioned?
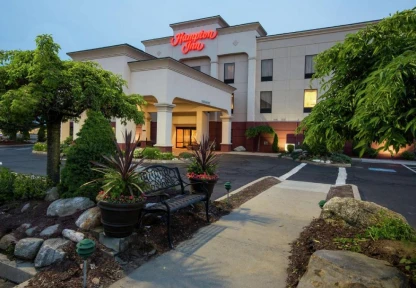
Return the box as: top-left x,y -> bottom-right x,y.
326,185 -> 354,201
286,218 -> 416,288
13,177 -> 280,287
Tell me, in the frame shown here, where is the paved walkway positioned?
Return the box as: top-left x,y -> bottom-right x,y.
110,180 -> 329,288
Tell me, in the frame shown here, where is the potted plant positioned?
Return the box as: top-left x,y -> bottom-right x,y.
85,129 -> 146,238
186,136 -> 219,197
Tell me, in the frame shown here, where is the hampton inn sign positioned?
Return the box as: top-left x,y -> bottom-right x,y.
170,30 -> 218,54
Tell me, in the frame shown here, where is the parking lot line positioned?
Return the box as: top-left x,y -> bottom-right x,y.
335,167 -> 347,185
279,163 -> 307,180
402,164 -> 416,174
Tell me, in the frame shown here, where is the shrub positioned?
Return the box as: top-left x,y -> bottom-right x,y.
13,174 -> 52,200
179,152 -> 194,159
287,144 -> 295,153
133,148 -> 144,158
366,216 -> 416,242
60,136 -> 73,156
291,151 -> 302,160
366,147 -> 378,158
142,147 -> 160,159
37,126 -> 46,142
401,151 -> 415,160
60,110 -> 116,200
33,142 -> 47,152
159,152 -> 174,160
0,168 -> 15,204
272,134 -> 278,153
330,153 -> 352,164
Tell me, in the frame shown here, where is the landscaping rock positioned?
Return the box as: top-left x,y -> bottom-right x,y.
47,197 -> 94,217
25,226 -> 38,237
75,207 -> 101,230
0,234 -> 17,250
14,238 -> 44,260
21,203 -> 30,213
297,250 -> 409,288
34,238 -> 70,268
45,187 -> 59,201
40,224 -> 60,237
233,146 -> 246,152
16,223 -> 31,234
62,229 -> 84,243
322,197 -> 408,228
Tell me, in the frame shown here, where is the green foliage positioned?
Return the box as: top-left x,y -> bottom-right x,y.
159,152 -> 174,160
400,258 -> 416,280
366,216 -> 416,242
60,110 -> 116,200
318,200 -> 326,208
37,125 -> 46,142
133,148 -> 144,158
330,153 -> 352,164
0,167 -> 15,204
333,237 -> 367,253
60,136 -> 73,156
272,133 -> 278,153
187,136 -> 219,176
33,142 -> 47,152
179,152 -> 194,159
142,148 -> 160,159
13,174 -> 52,200
245,125 -> 274,138
401,151 -> 416,160
353,145 -> 378,158
297,9 -> 416,154
287,144 -> 295,153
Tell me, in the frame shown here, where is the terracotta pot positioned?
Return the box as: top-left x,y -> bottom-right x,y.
97,201 -> 144,238
188,178 -> 218,199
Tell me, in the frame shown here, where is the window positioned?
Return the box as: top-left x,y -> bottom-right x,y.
192,66 -> 201,71
304,89 -> 317,113
305,55 -> 317,79
231,94 -> 234,114
260,91 -> 272,113
224,63 -> 235,84
261,59 -> 273,81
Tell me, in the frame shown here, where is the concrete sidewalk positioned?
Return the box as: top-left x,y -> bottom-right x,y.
110,180 -> 330,288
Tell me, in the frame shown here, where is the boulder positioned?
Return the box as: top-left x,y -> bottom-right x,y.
0,234 -> 17,250
75,207 -> 101,230
34,238 -> 70,268
16,223 -> 31,234
21,203 -> 30,213
45,187 -> 59,201
298,250 -> 409,288
322,197 -> 408,228
26,226 -> 39,237
14,238 -> 44,260
233,146 -> 246,152
47,197 -> 94,217
62,229 -> 84,243
40,224 -> 60,237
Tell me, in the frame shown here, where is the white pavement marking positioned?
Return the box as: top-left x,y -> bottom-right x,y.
279,163 -> 307,180
403,164 -> 416,174
335,167 -> 347,185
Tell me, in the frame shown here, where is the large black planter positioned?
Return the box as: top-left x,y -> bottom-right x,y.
97,201 -> 144,238
189,178 -> 218,199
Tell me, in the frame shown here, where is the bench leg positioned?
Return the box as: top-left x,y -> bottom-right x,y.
205,200 -> 210,223
167,212 -> 173,249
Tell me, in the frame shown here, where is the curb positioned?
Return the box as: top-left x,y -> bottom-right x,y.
32,151 -> 47,155
350,184 -> 361,200
0,254 -> 37,284
214,176 -> 280,201
299,160 -> 351,168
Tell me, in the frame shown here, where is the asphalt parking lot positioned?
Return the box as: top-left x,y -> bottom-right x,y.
1,145 -> 415,227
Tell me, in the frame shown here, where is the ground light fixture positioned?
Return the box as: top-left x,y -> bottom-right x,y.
224,181 -> 232,204
76,239 -> 96,288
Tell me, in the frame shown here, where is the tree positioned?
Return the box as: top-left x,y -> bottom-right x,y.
60,110 -> 116,200
297,8 -> 416,155
245,125 -> 275,152
272,133 -> 279,153
37,125 -> 46,142
0,35 -> 145,184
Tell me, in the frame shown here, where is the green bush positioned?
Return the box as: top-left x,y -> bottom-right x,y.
133,148 -> 144,158
33,142 -> 47,152
60,136 -> 73,156
37,126 -> 46,142
401,151 -> 415,160
330,153 -> 352,164
272,134 -> 279,153
366,147 -> 378,158
142,147 -> 160,159
179,152 -> 194,159
287,144 -> 295,153
159,152 -> 174,160
0,168 -> 15,204
366,216 -> 416,242
60,110 -> 116,200
13,174 -> 52,200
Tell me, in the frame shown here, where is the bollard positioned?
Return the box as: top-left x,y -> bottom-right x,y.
224,182 -> 232,205
76,239 -> 96,288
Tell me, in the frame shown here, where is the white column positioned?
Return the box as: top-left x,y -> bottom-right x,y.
73,111 -> 87,140
247,57 -> 256,122
210,59 -> 218,79
220,115 -> 232,151
154,103 -> 175,150
196,110 -> 209,143
115,119 -> 136,144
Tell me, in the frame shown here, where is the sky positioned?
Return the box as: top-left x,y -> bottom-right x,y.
0,0 -> 414,59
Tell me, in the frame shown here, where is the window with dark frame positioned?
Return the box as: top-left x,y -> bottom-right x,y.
192,66 -> 201,71
260,91 -> 272,113
304,89 -> 317,113
305,55 -> 317,79
224,63 -> 235,84
261,59 -> 273,81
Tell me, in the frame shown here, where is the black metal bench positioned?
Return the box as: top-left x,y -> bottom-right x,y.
139,165 -> 210,248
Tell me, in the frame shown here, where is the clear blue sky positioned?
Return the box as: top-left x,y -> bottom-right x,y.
1,0 -> 414,59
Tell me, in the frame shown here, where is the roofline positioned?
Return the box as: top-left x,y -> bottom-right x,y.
258,19 -> 380,41
170,15 -> 229,28
218,21 -> 267,36
67,43 -> 156,59
128,57 -> 236,93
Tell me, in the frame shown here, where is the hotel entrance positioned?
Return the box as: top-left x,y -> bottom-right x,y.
176,127 -> 197,148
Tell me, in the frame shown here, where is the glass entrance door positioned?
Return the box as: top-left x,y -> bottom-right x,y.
176,127 -> 196,148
